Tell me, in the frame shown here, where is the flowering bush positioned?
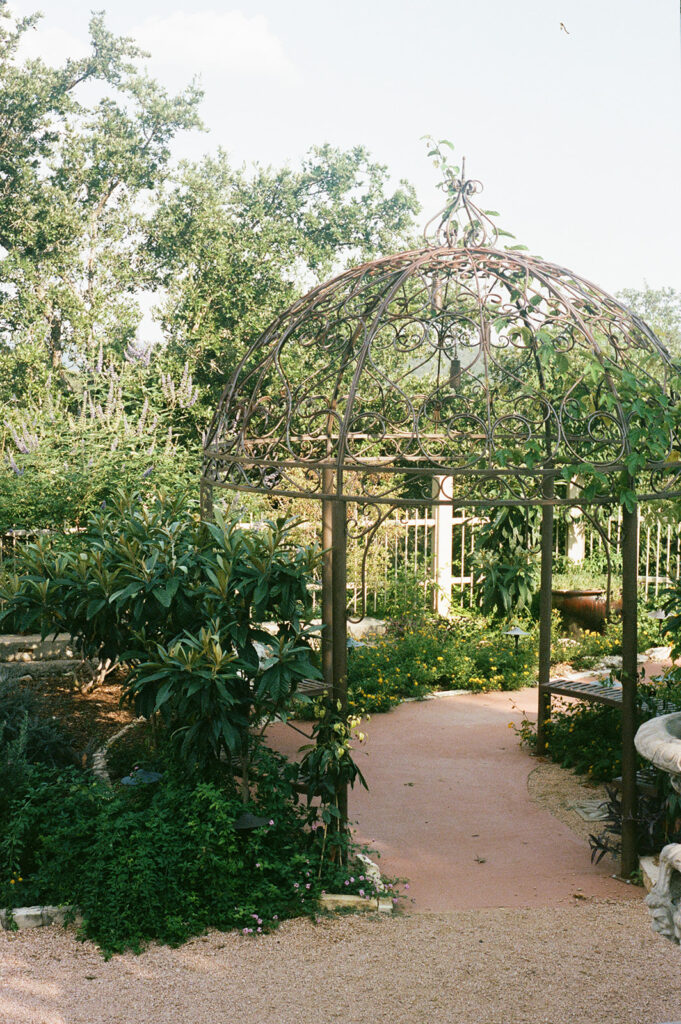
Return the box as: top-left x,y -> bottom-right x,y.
0,361 -> 199,531
551,606 -> 665,671
347,612 -> 537,714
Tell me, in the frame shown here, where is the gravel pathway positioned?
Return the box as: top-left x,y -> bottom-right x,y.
5,686 -> 680,1023
2,906 -> 681,1024
268,687 -> 636,909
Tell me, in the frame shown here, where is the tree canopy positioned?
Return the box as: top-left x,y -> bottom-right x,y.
0,4 -> 420,528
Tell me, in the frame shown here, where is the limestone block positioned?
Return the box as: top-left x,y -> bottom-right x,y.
320,893 -> 376,912
0,905 -> 81,929
645,844 -> 681,943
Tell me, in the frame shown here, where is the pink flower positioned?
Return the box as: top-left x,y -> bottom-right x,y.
305,883 -> 311,890
359,889 -> 365,897
269,819 -> 275,826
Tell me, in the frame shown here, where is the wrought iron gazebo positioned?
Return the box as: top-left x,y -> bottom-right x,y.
201,171 -> 681,875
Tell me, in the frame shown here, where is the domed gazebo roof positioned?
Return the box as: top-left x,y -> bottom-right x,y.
202,173 -> 681,509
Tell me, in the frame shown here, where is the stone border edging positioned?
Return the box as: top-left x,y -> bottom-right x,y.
91,717 -> 146,786
0,905 -> 81,930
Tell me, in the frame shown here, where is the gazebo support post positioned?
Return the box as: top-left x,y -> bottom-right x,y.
620,498 -> 639,878
536,476 -> 555,754
321,471 -> 334,696
331,496 -> 349,825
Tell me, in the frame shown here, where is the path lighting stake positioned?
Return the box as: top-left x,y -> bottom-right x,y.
504,626 -> 530,655
234,812 -> 270,833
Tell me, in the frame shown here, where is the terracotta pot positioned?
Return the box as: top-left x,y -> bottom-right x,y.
551,588 -> 622,631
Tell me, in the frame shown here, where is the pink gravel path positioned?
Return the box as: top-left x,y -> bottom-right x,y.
267,686 -> 639,910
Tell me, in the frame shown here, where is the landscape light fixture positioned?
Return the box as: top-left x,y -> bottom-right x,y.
234,812 -> 270,833
504,625 -> 530,655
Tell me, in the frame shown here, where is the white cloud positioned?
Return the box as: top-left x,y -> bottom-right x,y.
131,10 -> 300,83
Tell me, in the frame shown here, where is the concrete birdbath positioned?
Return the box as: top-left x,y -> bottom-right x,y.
635,712 -> 681,942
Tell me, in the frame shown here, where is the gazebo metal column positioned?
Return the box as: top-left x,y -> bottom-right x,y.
331,495 -> 349,822
620,496 -> 639,877
321,469 -> 334,696
536,475 -> 555,755
321,468 -> 349,822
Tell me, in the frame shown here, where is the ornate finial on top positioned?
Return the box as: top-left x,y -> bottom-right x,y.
422,140 -> 499,248
423,161 -> 498,248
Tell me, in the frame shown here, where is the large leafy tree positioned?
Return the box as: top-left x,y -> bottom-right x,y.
147,146 -> 419,405
0,4 -> 202,384
616,286 -> 681,357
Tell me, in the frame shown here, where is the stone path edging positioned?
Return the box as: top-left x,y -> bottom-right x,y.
0,905 -> 82,930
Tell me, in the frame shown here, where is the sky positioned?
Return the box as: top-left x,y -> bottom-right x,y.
8,0 -> 681,295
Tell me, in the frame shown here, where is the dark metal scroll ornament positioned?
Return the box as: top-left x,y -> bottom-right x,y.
202,171 -> 681,511
345,502 -> 400,623
423,158 -> 499,248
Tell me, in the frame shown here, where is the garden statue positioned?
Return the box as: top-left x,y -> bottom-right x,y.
644,845 -> 681,944
635,713 -> 681,942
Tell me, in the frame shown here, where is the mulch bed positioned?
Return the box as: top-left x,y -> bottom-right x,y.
21,670 -> 135,756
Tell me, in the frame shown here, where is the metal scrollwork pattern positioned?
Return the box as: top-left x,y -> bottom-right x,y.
203,179 -> 681,510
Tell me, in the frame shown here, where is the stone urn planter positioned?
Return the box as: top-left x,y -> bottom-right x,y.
635,712 -> 681,943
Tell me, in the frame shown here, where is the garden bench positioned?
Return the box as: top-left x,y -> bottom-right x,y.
295,678 -> 327,698
541,677 -> 667,713
540,678 -> 666,796
540,677 -> 624,708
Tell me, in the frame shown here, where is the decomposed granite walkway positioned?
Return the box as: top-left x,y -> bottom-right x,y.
267,687 -> 639,911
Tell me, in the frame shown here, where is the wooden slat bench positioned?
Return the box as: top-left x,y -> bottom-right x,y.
540,677 -> 624,707
295,679 -> 328,698
540,676 -> 667,714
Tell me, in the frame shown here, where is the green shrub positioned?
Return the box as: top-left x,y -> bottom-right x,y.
472,506 -> 540,617
0,492 -> 322,779
0,747 -> 385,957
0,680 -> 76,769
541,698 -> 622,781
